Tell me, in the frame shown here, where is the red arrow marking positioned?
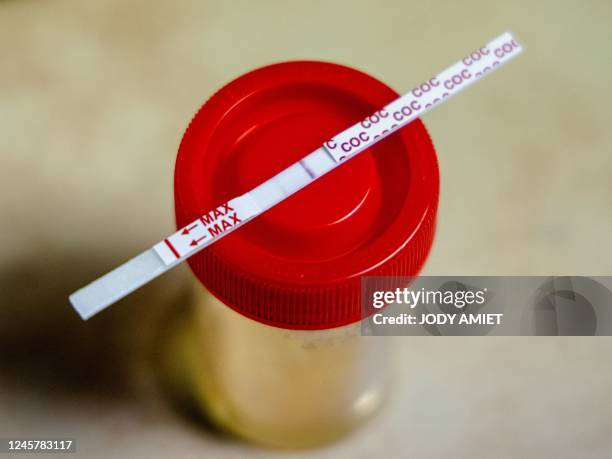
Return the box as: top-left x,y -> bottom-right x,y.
190,235 -> 207,247
181,223 -> 198,235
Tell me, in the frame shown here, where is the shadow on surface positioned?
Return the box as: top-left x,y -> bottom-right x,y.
0,247 -> 190,402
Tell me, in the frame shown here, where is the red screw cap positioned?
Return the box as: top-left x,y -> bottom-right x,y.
174,61 -> 439,330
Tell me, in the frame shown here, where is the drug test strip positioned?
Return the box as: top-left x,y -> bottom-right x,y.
69,31 -> 523,320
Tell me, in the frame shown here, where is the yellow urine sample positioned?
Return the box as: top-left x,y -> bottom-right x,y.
161,281 -> 393,448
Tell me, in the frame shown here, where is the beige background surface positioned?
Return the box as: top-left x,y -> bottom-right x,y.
1,0 -> 611,458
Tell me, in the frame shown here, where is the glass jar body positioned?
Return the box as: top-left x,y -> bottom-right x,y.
167,280 -> 393,448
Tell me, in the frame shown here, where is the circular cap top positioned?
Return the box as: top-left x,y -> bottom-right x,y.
174,61 -> 439,330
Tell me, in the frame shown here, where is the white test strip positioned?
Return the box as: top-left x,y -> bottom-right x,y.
69,31 -> 523,320
323,31 -> 522,161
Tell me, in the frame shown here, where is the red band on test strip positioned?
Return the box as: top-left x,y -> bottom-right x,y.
163,238 -> 180,260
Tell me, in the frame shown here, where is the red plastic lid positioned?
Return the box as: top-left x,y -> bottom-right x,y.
174,61 -> 439,330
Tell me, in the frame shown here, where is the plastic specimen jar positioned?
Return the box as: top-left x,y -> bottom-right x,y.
167,61 -> 439,448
